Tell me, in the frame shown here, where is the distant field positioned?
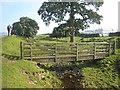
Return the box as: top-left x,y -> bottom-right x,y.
0,32 -> 7,38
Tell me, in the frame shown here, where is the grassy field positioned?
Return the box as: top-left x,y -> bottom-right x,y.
1,35 -> 120,88
2,35 -> 62,88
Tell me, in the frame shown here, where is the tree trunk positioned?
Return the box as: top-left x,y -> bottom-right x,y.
69,3 -> 75,43
70,29 -> 74,43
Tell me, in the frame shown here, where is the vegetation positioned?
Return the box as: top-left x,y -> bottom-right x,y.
50,26 -> 80,38
2,35 -> 61,88
2,35 -> 120,88
79,55 -> 120,89
38,1 -> 103,42
12,17 -> 39,38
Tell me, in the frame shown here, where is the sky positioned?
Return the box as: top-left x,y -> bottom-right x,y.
0,0 -> 120,34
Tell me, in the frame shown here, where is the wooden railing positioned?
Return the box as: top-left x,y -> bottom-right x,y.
20,41 -> 115,62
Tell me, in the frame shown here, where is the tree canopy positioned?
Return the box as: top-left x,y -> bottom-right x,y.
12,17 -> 39,38
51,23 -> 80,38
38,1 -> 103,42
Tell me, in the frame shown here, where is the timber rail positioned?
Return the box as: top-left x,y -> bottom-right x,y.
20,41 -> 115,62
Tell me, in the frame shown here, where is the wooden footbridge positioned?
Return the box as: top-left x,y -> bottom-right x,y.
20,41 -> 115,62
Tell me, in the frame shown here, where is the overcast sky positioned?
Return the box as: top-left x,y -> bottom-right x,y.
0,0 -> 120,34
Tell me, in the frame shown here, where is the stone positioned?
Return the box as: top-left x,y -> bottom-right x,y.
41,76 -> 45,80
77,79 -> 80,82
69,75 -> 72,79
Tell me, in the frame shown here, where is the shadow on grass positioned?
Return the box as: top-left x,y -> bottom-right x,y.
2,53 -> 20,60
37,60 -> 100,74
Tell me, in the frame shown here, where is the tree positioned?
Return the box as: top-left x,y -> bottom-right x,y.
51,23 -> 70,38
12,17 -> 39,38
51,23 -> 80,38
38,1 -> 103,42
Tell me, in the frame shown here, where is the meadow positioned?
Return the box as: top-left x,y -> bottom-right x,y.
1,35 -> 120,89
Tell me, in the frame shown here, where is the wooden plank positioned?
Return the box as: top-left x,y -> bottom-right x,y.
78,42 -> 94,45
78,50 -> 93,53
57,55 -> 76,58
24,56 -> 55,59
57,51 -> 76,54
96,52 -> 109,54
78,54 -> 94,57
96,46 -> 108,49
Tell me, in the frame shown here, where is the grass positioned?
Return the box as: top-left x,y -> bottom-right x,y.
2,34 -> 120,88
33,34 -> 119,43
2,35 -> 22,56
77,54 -> 120,89
2,35 -> 62,88
2,57 -> 62,88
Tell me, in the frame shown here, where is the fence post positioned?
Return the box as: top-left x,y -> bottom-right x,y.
76,43 -> 78,61
93,42 -> 96,60
108,42 -> 111,56
20,41 -> 23,59
30,43 -> 32,60
55,44 -> 57,62
112,40 -> 116,55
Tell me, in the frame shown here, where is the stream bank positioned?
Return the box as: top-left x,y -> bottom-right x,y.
38,62 -> 84,88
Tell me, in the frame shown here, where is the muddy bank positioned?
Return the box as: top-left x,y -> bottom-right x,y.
50,62 -> 84,88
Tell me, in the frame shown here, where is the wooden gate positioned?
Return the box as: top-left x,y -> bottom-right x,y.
20,41 -> 115,62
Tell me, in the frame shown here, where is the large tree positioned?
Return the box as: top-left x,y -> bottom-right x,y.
12,17 -> 39,38
38,1 -> 103,42
51,23 -> 80,38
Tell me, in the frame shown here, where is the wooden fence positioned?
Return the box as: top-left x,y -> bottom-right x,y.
20,41 -> 115,62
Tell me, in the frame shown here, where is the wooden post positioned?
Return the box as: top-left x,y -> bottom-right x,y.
55,44 -> 57,62
20,41 -> 23,59
30,43 -> 32,60
114,39 -> 116,54
76,43 -> 78,61
108,42 -> 111,56
112,40 -> 116,55
93,42 -> 96,60
106,43 -> 109,56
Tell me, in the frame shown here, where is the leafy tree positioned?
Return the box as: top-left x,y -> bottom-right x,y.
12,17 -> 39,38
51,23 -> 69,38
51,23 -> 80,38
38,1 -> 103,42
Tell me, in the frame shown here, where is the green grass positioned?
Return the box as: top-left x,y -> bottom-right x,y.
2,35 -> 62,88
2,35 -> 22,56
2,35 -> 120,88
78,54 -> 120,89
32,34 -> 120,43
2,57 -> 61,88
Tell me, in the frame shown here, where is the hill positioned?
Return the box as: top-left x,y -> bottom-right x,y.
1,35 -> 120,89
2,35 -> 61,88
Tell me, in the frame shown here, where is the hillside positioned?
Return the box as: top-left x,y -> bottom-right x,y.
2,35 -> 61,88
1,35 -> 120,89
